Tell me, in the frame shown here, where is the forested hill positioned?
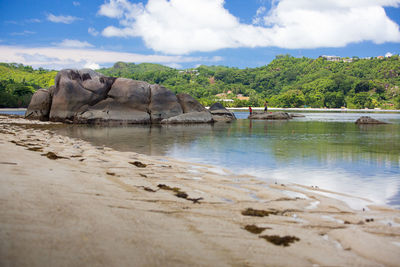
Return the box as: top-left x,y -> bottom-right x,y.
98,55 -> 400,109
1,54 -> 400,109
0,63 -> 57,108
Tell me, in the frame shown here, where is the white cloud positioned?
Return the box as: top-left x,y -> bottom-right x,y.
164,62 -> 182,69
26,18 -> 41,23
56,39 -> 94,48
98,0 -> 400,54
0,45 -> 221,70
47,13 -> 81,24
98,0 -> 142,18
84,62 -> 100,69
73,1 -> 80,6
385,52 -> 393,57
88,27 -> 99,36
252,6 -> 267,25
10,30 -> 36,36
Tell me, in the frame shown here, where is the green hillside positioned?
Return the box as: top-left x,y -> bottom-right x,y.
98,55 -> 400,109
0,63 -> 57,108
98,62 -> 173,82
1,55 -> 400,109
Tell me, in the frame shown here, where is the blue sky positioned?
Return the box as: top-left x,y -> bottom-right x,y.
0,0 -> 399,70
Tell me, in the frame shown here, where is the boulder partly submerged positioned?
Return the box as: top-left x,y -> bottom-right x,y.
25,86 -> 55,121
248,111 -> 305,120
209,103 -> 236,122
26,69 -> 214,124
355,116 -> 389,125
249,112 -> 291,120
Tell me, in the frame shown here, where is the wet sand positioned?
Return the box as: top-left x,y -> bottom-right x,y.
0,114 -> 399,266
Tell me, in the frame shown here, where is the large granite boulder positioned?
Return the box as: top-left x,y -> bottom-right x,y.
75,98 -> 151,124
149,85 -> 183,123
75,78 -> 151,124
25,86 -> 54,121
249,111 -> 292,120
209,102 -> 236,122
26,68 -> 214,125
209,102 -> 225,111
50,69 -> 115,121
355,116 -> 388,124
177,93 -> 207,113
161,111 -> 213,124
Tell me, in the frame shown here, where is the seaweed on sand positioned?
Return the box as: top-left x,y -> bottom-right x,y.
143,187 -> 157,192
241,208 -> 279,217
157,184 -> 203,203
244,224 -> 268,234
41,152 -> 68,160
259,235 -> 300,246
129,161 -> 147,168
157,184 -> 181,192
27,146 -> 43,152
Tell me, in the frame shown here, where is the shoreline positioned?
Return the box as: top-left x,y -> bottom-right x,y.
2,107 -> 400,114
228,107 -> 400,113
1,114 -> 400,266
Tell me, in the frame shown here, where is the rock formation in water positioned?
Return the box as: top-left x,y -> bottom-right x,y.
355,116 -> 388,124
248,111 -> 305,120
209,103 -> 236,122
25,86 -> 55,121
25,69 -> 214,124
249,111 -> 292,120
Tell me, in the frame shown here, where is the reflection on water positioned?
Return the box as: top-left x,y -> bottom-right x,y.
57,112 -> 400,208
59,124 -> 214,155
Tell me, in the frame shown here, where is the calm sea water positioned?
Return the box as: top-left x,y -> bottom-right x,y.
54,112 -> 400,209
2,109 -> 399,208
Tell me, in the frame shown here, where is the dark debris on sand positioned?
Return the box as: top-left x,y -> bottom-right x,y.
129,161 -> 147,168
259,235 -> 300,247
244,224 -> 269,234
241,208 -> 279,217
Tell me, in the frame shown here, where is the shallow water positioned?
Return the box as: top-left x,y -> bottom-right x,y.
0,110 -> 26,116
55,112 -> 400,209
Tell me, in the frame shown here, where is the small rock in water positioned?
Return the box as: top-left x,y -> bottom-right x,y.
355,116 -> 388,124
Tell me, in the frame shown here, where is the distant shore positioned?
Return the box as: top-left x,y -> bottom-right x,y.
228,107 -> 400,113
0,108 -> 27,112
1,114 -> 400,266
2,107 -> 400,116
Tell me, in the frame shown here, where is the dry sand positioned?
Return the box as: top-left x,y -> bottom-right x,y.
0,114 -> 399,266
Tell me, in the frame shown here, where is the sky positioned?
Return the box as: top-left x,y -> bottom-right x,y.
0,0 -> 399,70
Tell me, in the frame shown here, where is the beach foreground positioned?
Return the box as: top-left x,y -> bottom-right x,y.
1,115 -> 399,266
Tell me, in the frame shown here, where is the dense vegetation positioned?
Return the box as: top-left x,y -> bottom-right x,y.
1,54 -> 400,109
0,63 -> 56,107
99,55 -> 400,109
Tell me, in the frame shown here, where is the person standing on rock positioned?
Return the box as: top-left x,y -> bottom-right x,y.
249,106 -> 252,116
264,101 -> 268,113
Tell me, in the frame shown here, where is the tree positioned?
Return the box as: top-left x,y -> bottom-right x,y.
354,80 -> 372,93
277,90 -> 305,108
352,92 -> 373,109
324,92 -> 345,108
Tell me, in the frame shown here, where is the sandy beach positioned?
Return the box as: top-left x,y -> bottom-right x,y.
1,114 -> 400,266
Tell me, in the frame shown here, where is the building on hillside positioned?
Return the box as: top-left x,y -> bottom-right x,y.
320,55 -> 341,62
216,93 -> 228,98
178,69 -> 199,75
236,94 -> 250,101
342,58 -> 353,63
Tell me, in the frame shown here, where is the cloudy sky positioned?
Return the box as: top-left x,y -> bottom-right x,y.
1,0 -> 399,70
